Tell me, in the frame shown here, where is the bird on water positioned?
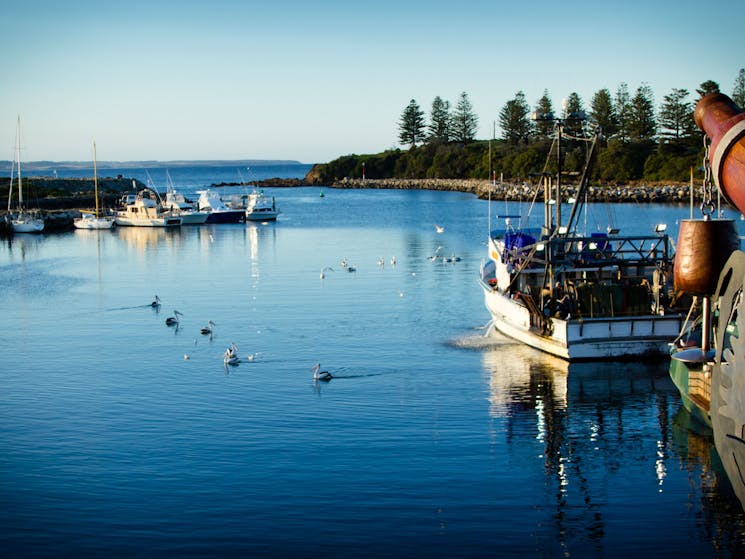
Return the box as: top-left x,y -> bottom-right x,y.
165,310 -> 183,326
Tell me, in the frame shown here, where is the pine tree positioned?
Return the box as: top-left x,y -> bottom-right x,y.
398,99 -> 426,148
732,68 -> 745,108
614,82 -> 631,142
562,92 -> 586,136
451,92 -> 478,143
658,88 -> 695,142
696,80 -> 720,98
428,96 -> 451,143
534,90 -> 554,138
628,83 -> 656,141
589,88 -> 617,137
499,91 -> 532,145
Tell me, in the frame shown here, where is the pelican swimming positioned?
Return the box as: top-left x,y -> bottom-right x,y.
224,342 -> 239,365
200,320 -> 215,335
428,246 -> 443,261
151,295 -> 161,307
312,363 -> 332,381
165,310 -> 183,326
320,266 -> 334,279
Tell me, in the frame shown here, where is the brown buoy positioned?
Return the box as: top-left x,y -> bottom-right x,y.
674,218 -> 740,295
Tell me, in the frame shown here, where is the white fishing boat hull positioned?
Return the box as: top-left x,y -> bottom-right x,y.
482,282 -> 682,360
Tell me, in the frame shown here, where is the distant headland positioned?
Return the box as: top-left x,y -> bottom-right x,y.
0,159 -> 305,172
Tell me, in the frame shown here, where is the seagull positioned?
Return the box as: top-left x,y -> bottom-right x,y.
312,363 -> 332,381
320,266 -> 334,279
200,320 -> 215,335
165,310 -> 183,326
151,295 -> 161,307
435,224 -> 445,233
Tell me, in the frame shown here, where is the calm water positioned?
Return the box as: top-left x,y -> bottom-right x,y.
2,182 -> 745,558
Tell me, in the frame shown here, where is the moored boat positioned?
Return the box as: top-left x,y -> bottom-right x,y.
196,190 -> 244,223
668,92 -> 745,511
243,190 -> 280,221
115,189 -> 182,227
74,142 -> 115,230
480,120 -> 684,361
161,171 -> 208,225
7,116 -> 44,234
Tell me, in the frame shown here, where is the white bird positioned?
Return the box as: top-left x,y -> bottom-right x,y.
165,310 -> 183,326
435,224 -> 445,233
339,258 -> 349,268
377,257 -> 385,267
312,363 -> 332,381
224,342 -> 239,365
390,256 -> 397,266
183,353 -> 190,360
200,320 -> 215,335
151,295 -> 161,307
320,266 -> 334,279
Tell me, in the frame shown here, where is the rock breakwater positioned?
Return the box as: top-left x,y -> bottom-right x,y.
331,178 -> 699,204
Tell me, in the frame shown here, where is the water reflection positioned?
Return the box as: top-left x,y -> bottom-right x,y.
480,340 -> 745,554
115,225 -> 184,252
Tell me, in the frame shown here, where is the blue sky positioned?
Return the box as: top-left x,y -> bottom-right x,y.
1,0 -> 741,164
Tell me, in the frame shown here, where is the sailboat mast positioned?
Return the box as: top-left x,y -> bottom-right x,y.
16,116 -> 22,209
93,142 -> 99,217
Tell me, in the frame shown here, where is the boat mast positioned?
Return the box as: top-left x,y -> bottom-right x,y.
93,141 -> 99,217
16,115 -> 22,210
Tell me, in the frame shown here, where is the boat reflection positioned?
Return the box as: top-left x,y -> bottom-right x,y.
115,224 -> 184,252
480,339 -> 745,551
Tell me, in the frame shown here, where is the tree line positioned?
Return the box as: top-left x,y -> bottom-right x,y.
311,69 -> 745,185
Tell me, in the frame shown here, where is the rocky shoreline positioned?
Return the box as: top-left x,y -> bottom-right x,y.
326,177 -> 699,204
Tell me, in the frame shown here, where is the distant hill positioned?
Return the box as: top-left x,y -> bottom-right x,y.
0,159 -> 305,172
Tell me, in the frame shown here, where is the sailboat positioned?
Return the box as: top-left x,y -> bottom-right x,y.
479,116 -> 684,360
6,116 -> 44,233
73,142 -> 115,230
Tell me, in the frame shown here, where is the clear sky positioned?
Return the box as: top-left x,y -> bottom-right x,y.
1,0 -> 741,164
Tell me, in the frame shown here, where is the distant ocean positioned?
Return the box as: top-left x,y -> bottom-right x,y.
2,161 -> 314,189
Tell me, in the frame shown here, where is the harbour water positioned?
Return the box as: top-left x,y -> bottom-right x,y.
2,178 -> 745,557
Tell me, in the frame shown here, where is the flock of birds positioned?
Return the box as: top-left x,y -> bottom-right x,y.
150,295 -> 330,380
149,223 -> 456,380
150,295 -> 250,367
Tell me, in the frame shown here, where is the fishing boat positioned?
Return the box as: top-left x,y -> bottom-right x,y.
668,92 -> 745,511
73,142 -> 115,230
479,117 -> 684,361
195,189 -> 244,223
223,189 -> 280,221
115,187 -> 182,227
6,116 -> 44,233
161,171 -> 208,225
244,190 -> 280,221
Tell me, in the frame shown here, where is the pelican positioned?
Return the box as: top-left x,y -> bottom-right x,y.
312,363 -> 332,381
151,295 -> 161,307
391,256 -> 396,266
377,257 -> 385,267
165,310 -> 182,326
200,320 -> 215,335
320,266 -> 334,279
224,342 -> 239,365
435,224 -> 445,233
428,246 -> 443,261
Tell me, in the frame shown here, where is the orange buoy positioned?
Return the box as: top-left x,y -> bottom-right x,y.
674,218 -> 740,295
